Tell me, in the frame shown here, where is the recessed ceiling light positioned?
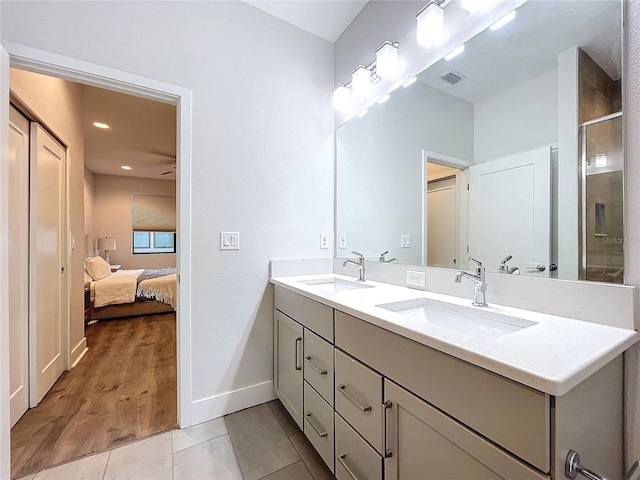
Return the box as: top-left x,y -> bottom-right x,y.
121,165 -> 132,170
93,121 -> 110,129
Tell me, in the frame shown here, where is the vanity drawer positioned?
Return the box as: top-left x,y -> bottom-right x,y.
334,348 -> 383,454
304,329 -> 334,406
335,310 -> 550,473
335,412 -> 383,480
275,286 -> 333,342
303,381 -> 334,473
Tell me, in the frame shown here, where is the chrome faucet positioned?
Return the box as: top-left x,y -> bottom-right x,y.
379,250 -> 398,263
454,257 -> 488,307
343,251 -> 366,282
497,255 -> 520,275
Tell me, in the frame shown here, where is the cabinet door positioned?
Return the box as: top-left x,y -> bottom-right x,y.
384,380 -> 548,480
274,310 -> 304,429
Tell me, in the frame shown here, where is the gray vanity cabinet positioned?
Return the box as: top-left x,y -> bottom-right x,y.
384,379 -> 547,480
273,286 -> 625,480
273,310 -> 304,429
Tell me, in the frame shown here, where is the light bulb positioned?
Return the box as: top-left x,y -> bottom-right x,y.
333,84 -> 351,112
376,41 -> 399,79
417,1 -> 444,48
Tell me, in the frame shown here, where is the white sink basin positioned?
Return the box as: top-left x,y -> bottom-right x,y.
376,298 -> 536,339
299,277 -> 374,292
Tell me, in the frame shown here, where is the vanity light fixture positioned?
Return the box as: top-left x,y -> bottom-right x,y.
376,41 -> 399,79
93,121 -> 110,129
352,65 -> 372,93
417,1 -> 445,48
445,45 -> 465,60
333,84 -> 351,112
120,165 -> 132,170
403,76 -> 418,87
461,0 -> 490,15
377,94 -> 391,104
490,10 -> 516,30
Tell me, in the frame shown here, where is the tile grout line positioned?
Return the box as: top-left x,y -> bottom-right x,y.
101,451 -> 111,480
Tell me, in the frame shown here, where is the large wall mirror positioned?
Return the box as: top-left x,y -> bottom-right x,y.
336,0 -> 623,283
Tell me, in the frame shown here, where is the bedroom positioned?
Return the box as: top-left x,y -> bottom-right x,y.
8,67 -> 179,477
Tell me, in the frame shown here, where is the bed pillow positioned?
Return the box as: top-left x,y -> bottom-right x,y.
85,256 -> 112,281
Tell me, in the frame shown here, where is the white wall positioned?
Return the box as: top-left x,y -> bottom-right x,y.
0,0 -> 334,424
337,81 -> 473,265
92,174 -> 176,270
474,68 -> 558,162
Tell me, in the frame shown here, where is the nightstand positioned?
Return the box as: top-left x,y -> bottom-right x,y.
110,264 -> 122,272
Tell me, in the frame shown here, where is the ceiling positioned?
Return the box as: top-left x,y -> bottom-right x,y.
82,85 -> 177,181
242,0 -> 368,42
417,0 -> 621,104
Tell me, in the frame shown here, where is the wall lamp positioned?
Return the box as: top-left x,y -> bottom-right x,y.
417,1 -> 445,48
333,40 -> 399,111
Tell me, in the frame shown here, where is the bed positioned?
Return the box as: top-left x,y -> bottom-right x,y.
84,257 -> 176,321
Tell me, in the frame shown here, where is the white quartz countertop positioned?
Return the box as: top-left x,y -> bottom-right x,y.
270,274 -> 639,396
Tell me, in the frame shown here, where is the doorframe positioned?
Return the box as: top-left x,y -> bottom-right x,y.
422,150 -> 471,268
0,41 -> 193,475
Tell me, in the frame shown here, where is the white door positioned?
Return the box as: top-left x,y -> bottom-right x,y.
29,123 -> 66,406
427,177 -> 458,268
468,146 -> 551,277
9,106 -> 30,426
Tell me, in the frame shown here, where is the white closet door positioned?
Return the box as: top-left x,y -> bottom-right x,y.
29,123 -> 66,406
427,177 -> 459,268
9,106 -> 30,426
468,146 -> 551,277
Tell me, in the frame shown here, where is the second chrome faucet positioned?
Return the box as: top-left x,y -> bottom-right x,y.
343,251 -> 366,282
454,257 -> 488,307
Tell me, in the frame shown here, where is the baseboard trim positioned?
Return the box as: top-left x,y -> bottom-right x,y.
70,337 -> 88,368
190,380 -> 276,425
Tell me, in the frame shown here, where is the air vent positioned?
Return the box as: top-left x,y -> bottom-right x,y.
439,70 -> 467,85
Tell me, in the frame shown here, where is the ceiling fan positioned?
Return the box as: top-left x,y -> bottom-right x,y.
145,151 -> 176,176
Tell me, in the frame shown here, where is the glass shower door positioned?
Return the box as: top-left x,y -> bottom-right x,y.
580,112 -> 623,283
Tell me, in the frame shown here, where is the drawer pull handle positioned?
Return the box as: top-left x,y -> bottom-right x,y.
338,384 -> 372,412
304,356 -> 327,375
338,454 -> 361,480
295,337 -> 302,371
305,412 -> 327,438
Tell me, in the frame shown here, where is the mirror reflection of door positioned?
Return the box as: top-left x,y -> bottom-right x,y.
426,162 -> 461,268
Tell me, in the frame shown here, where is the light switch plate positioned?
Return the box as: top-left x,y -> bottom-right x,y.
320,234 -> 329,249
220,231 -> 240,250
401,235 -> 411,248
339,234 -> 347,249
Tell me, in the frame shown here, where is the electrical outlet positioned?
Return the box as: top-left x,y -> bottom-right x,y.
339,234 -> 347,249
406,270 -> 426,287
401,234 -> 411,248
320,233 -> 329,249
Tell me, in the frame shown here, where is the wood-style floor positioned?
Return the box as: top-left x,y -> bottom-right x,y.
11,313 -> 177,479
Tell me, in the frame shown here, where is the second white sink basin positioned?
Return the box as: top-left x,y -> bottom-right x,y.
376,298 -> 537,339
299,277 -> 374,292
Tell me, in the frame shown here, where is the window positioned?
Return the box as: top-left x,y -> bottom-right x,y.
133,231 -> 176,254
131,194 -> 176,254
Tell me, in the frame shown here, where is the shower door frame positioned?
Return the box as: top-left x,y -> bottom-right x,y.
579,111 -> 624,281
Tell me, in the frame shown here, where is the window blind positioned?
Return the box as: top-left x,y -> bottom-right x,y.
132,194 -> 176,232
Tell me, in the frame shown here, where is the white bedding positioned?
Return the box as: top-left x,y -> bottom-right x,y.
93,269 -> 144,308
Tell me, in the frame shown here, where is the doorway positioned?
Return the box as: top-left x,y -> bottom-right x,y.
1,43 -> 193,479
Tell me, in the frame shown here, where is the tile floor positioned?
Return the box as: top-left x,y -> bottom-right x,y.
17,400 -> 334,480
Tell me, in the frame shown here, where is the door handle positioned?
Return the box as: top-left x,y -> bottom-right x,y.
338,384 -> 371,412
383,400 -> 393,458
304,356 -> 327,375
294,337 -> 302,371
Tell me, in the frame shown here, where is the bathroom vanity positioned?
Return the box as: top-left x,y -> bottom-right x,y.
270,273 -> 638,480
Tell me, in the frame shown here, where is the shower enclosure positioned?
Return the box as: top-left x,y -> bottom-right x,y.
580,112 -> 623,283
